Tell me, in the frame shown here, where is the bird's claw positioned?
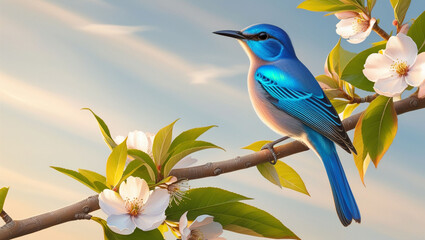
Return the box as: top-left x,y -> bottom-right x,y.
261,144 -> 278,165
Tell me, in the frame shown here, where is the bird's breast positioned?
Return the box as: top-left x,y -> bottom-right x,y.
247,64 -> 306,140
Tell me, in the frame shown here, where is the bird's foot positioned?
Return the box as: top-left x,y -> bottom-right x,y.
261,143 -> 278,165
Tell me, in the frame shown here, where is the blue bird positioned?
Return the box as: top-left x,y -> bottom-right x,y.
214,24 -> 360,226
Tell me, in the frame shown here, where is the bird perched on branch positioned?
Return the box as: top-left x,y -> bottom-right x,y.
214,24 -> 360,226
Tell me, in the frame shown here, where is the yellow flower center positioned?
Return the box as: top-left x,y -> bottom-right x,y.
353,17 -> 369,32
125,197 -> 143,216
167,180 -> 190,205
188,229 -> 204,240
391,61 -> 409,77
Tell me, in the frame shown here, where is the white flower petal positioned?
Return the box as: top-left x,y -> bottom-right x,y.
99,189 -> 127,215
363,53 -> 394,82
107,214 -> 136,235
142,188 -> 170,215
336,18 -> 357,38
134,131 -> 149,152
146,132 -> 155,154
385,33 -> 418,65
347,33 -> 367,44
127,131 -> 136,149
400,23 -> 410,34
181,228 -> 191,240
179,211 -> 189,237
347,18 -> 375,44
192,221 -> 223,239
114,135 -> 126,145
335,11 -> 358,19
189,215 -> 214,229
134,212 -> 166,231
119,177 -> 149,203
405,52 -> 425,87
373,75 -> 408,97
172,156 -> 197,169
418,81 -> 425,98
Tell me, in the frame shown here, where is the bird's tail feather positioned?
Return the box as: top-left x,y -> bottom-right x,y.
309,130 -> 361,226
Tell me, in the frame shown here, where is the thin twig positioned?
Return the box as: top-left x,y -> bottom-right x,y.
0,95 -> 424,239
0,211 -> 12,224
373,23 -> 391,40
350,94 -> 377,104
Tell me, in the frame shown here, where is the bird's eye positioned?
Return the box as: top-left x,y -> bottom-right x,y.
258,32 -> 269,40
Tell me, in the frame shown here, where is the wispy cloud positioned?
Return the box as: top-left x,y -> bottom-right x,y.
0,165 -> 86,202
0,71 -> 97,139
20,0 -> 247,102
80,24 -> 153,35
189,64 -> 246,84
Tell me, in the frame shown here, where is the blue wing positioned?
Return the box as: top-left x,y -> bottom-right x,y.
255,65 -> 356,154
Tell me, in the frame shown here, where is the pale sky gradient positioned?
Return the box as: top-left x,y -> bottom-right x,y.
1,0 -> 424,239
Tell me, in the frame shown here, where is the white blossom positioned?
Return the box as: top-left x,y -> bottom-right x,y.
363,33 -> 425,97
179,211 -> 225,240
335,11 -> 376,44
99,176 -> 170,235
115,130 -> 155,156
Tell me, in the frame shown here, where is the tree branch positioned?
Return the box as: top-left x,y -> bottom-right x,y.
373,23 -> 390,40
350,94 -> 377,104
0,211 -> 12,224
0,195 -> 98,240
1,95 -> 424,239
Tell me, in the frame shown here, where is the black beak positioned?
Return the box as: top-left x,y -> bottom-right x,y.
213,30 -> 246,40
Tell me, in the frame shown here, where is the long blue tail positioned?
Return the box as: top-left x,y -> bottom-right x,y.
308,129 -> 361,226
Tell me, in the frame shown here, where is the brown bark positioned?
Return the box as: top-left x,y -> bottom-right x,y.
372,23 -> 391,40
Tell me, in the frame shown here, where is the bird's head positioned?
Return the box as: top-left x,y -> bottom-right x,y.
214,24 -> 296,62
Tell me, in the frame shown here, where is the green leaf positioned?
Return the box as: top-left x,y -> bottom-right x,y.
361,96 -> 398,167
106,139 -> 128,188
408,11 -> 425,53
220,202 -> 299,239
274,161 -> 310,196
51,166 -> 99,192
152,119 -> 178,166
324,89 -> 347,100
166,188 -> 251,218
371,40 -> 388,47
367,0 -> 376,12
316,75 -> 339,89
91,217 -> 164,240
162,141 -> 223,177
169,125 -> 217,151
298,0 -> 357,12
166,188 -> 298,239
83,108 -> 117,150
257,163 -> 282,188
242,141 -> 309,195
341,0 -> 364,8
341,44 -> 386,92
128,149 -> 157,181
331,99 -> 349,113
78,169 -> 108,192
0,187 -> 9,212
327,38 -> 357,78
342,103 -> 359,119
352,113 -> 371,184
121,160 -> 154,185
391,0 -> 411,24
242,140 -> 272,152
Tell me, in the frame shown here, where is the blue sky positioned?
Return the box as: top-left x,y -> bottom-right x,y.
0,0 -> 424,239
